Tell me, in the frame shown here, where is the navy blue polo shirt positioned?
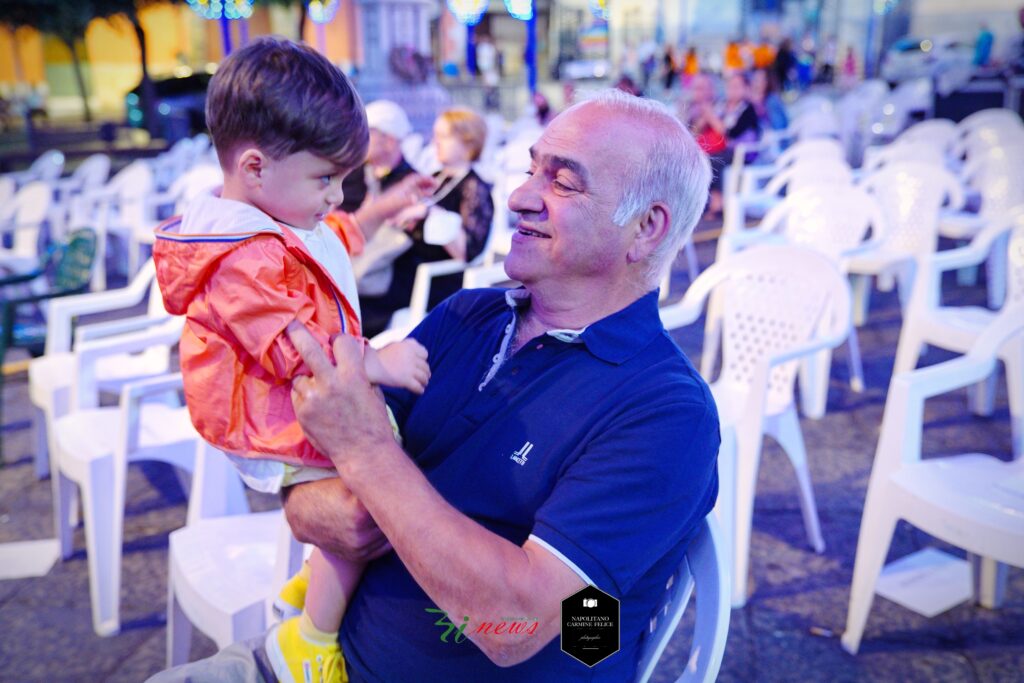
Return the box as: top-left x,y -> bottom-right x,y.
340,288 -> 719,682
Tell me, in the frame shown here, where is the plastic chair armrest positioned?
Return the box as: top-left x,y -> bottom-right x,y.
74,314 -> 175,345
407,259 -> 468,326
0,268 -> 43,287
76,320 -> 181,368
45,285 -> 153,354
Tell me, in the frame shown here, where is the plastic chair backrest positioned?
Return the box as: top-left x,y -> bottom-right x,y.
899,119 -> 958,151
715,245 -> 849,406
774,138 -> 844,169
764,157 -> 852,197
771,184 -> 882,260
4,181 -> 51,258
170,164 -> 223,213
860,161 -> 962,256
108,161 -> 155,227
28,149 -> 65,183
634,515 -> 729,683
71,154 -> 111,193
958,108 -> 1023,135
863,141 -> 945,174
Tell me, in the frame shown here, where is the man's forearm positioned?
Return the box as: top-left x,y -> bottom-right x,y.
338,441 -> 579,666
281,479 -> 391,563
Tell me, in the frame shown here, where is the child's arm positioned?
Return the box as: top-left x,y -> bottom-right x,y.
363,339 -> 430,394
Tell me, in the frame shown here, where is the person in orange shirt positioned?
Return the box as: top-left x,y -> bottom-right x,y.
683,46 -> 700,85
723,40 -> 745,73
753,39 -> 776,69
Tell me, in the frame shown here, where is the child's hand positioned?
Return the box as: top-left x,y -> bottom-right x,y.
365,339 -> 430,394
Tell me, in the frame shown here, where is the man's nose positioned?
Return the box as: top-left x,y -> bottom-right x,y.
507,172 -> 541,214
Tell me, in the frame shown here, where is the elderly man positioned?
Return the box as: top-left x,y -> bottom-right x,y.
151,89 -> 717,682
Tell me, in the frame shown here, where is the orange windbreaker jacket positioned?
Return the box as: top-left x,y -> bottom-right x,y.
153,193 -> 362,468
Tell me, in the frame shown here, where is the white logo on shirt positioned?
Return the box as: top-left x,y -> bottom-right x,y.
510,441 -> 534,466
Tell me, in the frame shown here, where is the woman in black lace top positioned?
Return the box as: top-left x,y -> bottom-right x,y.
360,107 -> 494,337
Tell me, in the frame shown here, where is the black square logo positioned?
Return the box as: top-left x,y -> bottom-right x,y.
560,585 -> 620,667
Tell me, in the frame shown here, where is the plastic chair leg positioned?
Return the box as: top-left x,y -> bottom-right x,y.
967,370 -> 997,417
770,408 -> 825,553
798,349 -> 831,420
1001,339 -> 1024,460
971,554 -> 1009,609
892,319 -> 924,376
711,430 -> 738,607
683,240 -> 700,283
846,330 -> 866,393
841,495 -> 898,655
700,292 -> 723,379
33,405 -> 49,480
730,432 -> 763,607
851,274 -> 872,327
53,471 -> 77,560
167,581 -> 194,667
81,455 -> 123,637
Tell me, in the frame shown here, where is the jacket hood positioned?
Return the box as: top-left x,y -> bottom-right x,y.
153,192 -> 285,315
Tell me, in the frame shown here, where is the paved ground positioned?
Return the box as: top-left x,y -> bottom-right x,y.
1,225 -> 1022,682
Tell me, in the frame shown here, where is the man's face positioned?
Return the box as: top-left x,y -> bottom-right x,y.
504,103 -> 647,289
366,129 -> 399,168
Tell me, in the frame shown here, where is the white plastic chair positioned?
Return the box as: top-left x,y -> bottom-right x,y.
940,147 -> 1024,309
130,164 -> 223,274
718,184 -> 884,418
897,119 -> 959,157
724,154 -> 852,242
53,153 -> 111,238
893,205 -> 1024,459
0,181 -> 52,275
72,160 -> 156,290
51,369 -> 230,636
5,149 -> 64,188
847,161 -> 964,325
841,299 -> 1024,655
660,245 -> 853,607
860,140 -> 946,175
634,515 -> 730,683
166,444 -> 300,667
151,137 -> 197,191
956,108 -> 1023,138
28,259 -> 180,479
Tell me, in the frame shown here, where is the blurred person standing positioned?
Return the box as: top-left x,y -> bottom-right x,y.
750,68 -> 788,131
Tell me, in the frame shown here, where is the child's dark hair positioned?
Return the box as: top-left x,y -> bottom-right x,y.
206,36 -> 368,169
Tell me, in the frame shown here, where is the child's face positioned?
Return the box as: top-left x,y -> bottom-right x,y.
253,150 -> 348,230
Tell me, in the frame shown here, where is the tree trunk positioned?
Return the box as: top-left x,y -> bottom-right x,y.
297,1 -> 307,42
63,37 -> 92,122
129,14 -> 160,138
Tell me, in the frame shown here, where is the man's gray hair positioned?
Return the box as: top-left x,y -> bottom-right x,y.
571,89 -> 711,285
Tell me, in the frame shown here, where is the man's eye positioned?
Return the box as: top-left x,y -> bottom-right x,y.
553,179 -> 574,191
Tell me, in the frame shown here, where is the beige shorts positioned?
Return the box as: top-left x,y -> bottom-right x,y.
228,406 -> 402,494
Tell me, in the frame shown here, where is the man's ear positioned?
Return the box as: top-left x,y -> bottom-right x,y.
627,202 -> 671,264
235,148 -> 268,189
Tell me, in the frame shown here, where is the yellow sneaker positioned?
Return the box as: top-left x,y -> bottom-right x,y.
273,567 -> 309,621
266,617 -> 348,683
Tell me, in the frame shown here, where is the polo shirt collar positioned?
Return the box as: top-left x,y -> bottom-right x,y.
503,288 -> 663,365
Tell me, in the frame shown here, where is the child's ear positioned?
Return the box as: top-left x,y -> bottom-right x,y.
236,148 -> 267,188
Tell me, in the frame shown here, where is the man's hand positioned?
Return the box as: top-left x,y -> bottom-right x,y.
365,339 -> 430,394
282,478 -> 391,562
288,321 -> 398,470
